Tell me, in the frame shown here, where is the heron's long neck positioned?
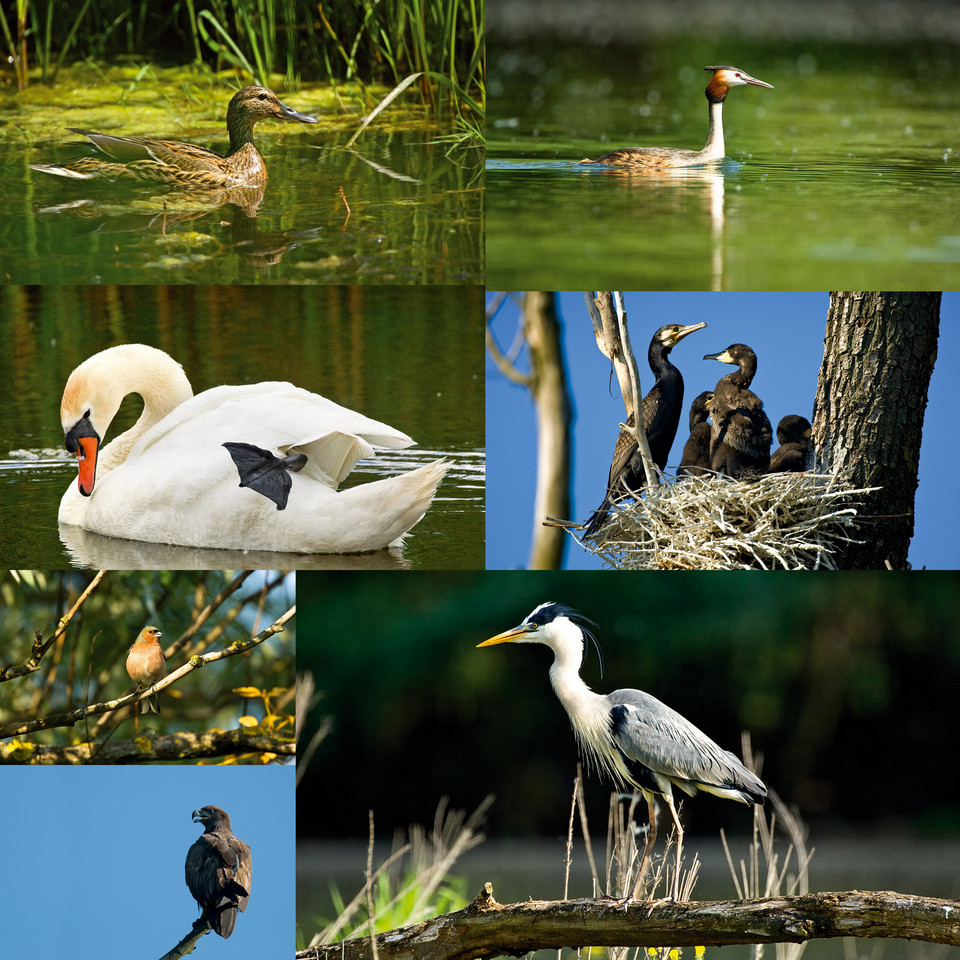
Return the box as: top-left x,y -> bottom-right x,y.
701,99 -> 725,161
548,649 -> 600,715
548,647 -> 619,777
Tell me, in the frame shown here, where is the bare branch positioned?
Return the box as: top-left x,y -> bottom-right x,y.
297,887 -> 960,960
159,919 -> 211,960
592,292 -> 658,489
485,313 -> 533,386
613,292 -> 658,489
0,727 -> 294,764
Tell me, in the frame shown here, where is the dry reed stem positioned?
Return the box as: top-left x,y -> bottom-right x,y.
579,472 -> 879,571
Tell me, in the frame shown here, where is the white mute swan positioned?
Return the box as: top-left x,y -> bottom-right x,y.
59,343 -> 450,553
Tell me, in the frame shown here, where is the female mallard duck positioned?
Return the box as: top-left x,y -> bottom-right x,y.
58,344 -> 449,553
31,86 -> 317,187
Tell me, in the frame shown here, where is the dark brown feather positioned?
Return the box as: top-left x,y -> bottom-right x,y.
185,805 -> 252,939
704,344 -> 772,478
678,391 -> 714,477
767,415 -> 811,473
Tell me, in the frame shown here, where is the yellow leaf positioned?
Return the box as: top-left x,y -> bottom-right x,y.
233,686 -> 263,698
238,715 -> 259,727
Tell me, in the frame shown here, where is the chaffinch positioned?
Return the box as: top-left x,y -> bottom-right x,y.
125,625 -> 165,714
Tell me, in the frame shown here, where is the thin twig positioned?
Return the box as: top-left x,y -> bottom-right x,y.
0,571 -> 106,681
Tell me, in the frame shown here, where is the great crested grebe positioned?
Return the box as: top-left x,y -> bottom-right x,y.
579,66 -> 773,168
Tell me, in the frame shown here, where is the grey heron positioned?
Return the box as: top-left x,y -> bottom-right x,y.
478,601 -> 767,896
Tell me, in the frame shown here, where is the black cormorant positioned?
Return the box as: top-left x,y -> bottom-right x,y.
703,343 -> 772,478
583,322 -> 706,537
678,391 -> 714,477
768,415 -> 811,473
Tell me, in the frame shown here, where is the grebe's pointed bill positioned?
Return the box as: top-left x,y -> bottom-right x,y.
705,66 -> 774,89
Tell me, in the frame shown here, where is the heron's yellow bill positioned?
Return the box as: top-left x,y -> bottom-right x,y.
477,626 -> 529,647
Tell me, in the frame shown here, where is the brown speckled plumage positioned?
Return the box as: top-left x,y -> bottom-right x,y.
31,86 -> 317,187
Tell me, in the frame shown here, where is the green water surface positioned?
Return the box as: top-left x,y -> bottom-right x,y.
1,68 -> 483,285
487,40 -> 960,289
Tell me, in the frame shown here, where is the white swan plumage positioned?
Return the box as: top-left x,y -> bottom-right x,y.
58,343 -> 450,553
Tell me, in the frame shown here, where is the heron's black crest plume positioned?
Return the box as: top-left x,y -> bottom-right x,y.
529,602 -> 604,679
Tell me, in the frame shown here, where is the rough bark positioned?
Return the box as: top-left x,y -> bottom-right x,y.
813,292 -> 940,569
522,292 -> 571,569
299,886 -> 960,960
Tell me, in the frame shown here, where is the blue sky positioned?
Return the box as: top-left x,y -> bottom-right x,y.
487,292 -> 959,570
0,764 -> 293,959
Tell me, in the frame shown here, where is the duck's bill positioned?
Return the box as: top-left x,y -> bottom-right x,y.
279,102 -> 319,124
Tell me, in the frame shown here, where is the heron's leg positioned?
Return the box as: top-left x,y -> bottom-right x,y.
629,793 -> 658,899
663,794 -> 684,899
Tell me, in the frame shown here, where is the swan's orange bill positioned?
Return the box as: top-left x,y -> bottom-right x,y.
76,436 -> 98,496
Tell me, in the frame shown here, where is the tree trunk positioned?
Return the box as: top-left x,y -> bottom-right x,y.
297,886 -> 960,960
523,293 -> 571,569
813,292 -> 940,569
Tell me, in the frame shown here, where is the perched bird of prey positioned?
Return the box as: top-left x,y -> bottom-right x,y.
125,625 -> 165,713
185,805 -> 252,939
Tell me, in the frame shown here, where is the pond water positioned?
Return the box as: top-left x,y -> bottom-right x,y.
486,39 -> 960,289
1,68 -> 483,284
1,285 -> 484,569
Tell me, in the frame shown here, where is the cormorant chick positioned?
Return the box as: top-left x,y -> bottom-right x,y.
678,391 -> 714,477
703,343 -> 772,478
768,415 -> 811,473
583,322 -> 706,537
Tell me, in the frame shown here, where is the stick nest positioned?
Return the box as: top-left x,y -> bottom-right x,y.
578,472 -> 877,570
